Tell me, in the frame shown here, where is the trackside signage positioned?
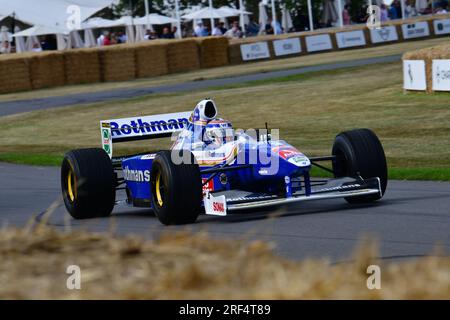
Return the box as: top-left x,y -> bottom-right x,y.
240,42 -> 270,61
403,60 -> 427,91
305,34 -> 332,52
101,111 -> 191,141
401,21 -> 430,39
273,38 -> 301,56
432,59 -> 450,91
370,26 -> 398,43
433,19 -> 450,35
335,30 -> 366,48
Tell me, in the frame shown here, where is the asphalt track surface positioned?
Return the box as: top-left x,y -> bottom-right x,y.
1,53 -> 449,262
1,162 -> 449,262
0,54 -> 401,117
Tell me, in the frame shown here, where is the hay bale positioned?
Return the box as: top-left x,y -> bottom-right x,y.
403,44 -> 450,92
0,54 -> 32,94
195,37 -> 229,68
134,42 -> 168,78
166,39 -> 200,73
228,42 -> 243,64
29,52 -> 65,90
99,45 -> 136,82
64,48 -> 101,85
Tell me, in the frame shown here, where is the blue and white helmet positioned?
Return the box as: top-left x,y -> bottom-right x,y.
204,118 -> 234,146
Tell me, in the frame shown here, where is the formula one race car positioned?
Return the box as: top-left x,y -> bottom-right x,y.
61,99 -> 387,225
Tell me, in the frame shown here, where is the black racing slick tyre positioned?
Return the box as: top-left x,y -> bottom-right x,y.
150,150 -> 202,225
332,128 -> 388,204
61,148 -> 116,219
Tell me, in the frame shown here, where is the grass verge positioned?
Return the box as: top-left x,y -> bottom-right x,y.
1,60 -> 449,181
0,225 -> 448,299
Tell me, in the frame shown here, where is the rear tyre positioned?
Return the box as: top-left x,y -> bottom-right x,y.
332,128 -> 387,203
61,148 -> 116,219
150,150 -> 202,225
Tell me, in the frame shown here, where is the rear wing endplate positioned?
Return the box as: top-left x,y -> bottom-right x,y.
100,111 -> 191,158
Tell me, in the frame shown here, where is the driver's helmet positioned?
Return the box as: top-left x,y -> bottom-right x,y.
203,118 -> 234,147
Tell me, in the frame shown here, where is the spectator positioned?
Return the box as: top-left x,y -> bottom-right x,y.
0,41 -> 11,54
110,33 -> 118,45
436,6 -> 448,13
219,22 -> 227,34
343,5 -> 351,25
31,42 -> 42,52
171,26 -> 178,38
271,19 -> 282,34
389,2 -> 398,19
144,29 -> 157,40
265,19 -> 274,35
161,27 -> 174,39
212,23 -> 223,36
97,31 -> 108,46
103,33 -> 112,45
380,4 -> 389,22
194,22 -> 209,37
404,0 -> 417,18
393,0 -> 402,19
117,31 -> 127,44
224,21 -> 243,39
246,18 -> 260,36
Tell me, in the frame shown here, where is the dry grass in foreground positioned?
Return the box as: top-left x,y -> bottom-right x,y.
0,225 -> 448,299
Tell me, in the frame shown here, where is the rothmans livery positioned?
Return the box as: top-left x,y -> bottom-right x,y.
61,99 -> 388,225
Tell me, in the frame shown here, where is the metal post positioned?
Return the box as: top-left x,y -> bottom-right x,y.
400,0 -> 405,19
271,0 -> 277,34
307,0 -> 313,31
209,0 -> 214,35
337,0 -> 343,27
239,0 -> 246,34
175,0 -> 182,38
144,0 -> 150,29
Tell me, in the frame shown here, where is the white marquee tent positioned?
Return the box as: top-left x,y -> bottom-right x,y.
0,0 -> 116,29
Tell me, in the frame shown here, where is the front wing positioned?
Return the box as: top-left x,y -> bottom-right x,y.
204,177 -> 382,215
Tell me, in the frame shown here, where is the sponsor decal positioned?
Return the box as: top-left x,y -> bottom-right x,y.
403,60 -> 427,91
432,59 -> 450,92
110,117 -> 188,137
123,166 -> 151,182
219,173 -> 228,185
240,42 -> 270,61
204,193 -> 227,216
273,38 -> 301,56
202,178 -> 215,194
101,112 -> 192,140
272,146 -> 302,160
370,26 -> 398,43
140,154 -> 156,160
305,34 -> 332,52
336,30 -> 366,48
288,156 -> 311,167
401,22 -> 430,39
434,19 -> 450,35
213,201 -> 225,213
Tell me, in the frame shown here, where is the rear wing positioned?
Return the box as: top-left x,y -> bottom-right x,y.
100,111 -> 191,158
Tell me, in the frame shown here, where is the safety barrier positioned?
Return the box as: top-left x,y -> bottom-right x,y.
403,43 -> 450,92
0,14 -> 449,94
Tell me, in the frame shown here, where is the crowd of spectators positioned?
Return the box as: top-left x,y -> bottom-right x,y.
1,1 -> 449,54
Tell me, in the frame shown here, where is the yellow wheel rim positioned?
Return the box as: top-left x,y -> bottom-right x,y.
155,171 -> 163,207
67,166 -> 77,202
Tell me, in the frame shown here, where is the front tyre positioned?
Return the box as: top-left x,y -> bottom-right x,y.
332,128 -> 388,203
61,148 -> 116,219
151,150 -> 202,225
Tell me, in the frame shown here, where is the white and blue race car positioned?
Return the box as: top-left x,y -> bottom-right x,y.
61,99 -> 387,225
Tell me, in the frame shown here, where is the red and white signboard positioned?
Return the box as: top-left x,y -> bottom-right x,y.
204,193 -> 227,216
